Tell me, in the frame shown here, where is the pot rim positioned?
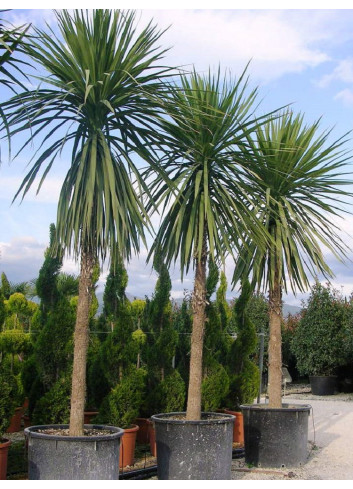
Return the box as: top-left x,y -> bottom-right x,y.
240,403 -> 311,413
151,411 -> 235,425
0,438 -> 11,448
24,424 -> 124,442
121,424 -> 139,433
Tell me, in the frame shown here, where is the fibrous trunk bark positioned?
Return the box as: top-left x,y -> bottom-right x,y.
69,249 -> 95,436
267,266 -> 283,408
186,238 -> 207,420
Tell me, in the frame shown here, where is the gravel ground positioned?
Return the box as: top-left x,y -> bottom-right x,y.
231,387 -> 353,480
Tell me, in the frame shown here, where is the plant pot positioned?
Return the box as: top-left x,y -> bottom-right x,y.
241,403 -> 311,468
23,398 -> 29,410
23,415 -> 31,428
223,410 -> 244,446
147,419 -> 156,457
24,424 -> 124,480
0,439 -> 11,480
310,376 -> 337,395
134,418 -> 149,444
119,424 -> 139,468
83,411 -> 99,424
6,407 -> 23,433
151,412 -> 235,480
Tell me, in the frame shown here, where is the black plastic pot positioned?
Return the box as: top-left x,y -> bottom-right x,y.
241,403 -> 311,468
151,412 -> 234,480
310,376 -> 337,395
24,424 -> 124,480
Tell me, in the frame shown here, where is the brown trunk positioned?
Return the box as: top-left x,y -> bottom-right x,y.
186,238 -> 207,420
69,249 -> 95,436
267,266 -> 283,408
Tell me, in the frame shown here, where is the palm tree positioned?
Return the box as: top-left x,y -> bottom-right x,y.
148,68 -> 275,420
5,9 -> 172,435
0,9 -> 30,154
233,111 -> 352,408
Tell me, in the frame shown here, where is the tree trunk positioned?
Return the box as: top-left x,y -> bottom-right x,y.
186,239 -> 207,420
267,266 -> 283,408
69,249 -> 95,436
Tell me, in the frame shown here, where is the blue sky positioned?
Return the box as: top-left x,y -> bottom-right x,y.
1,5 -> 353,306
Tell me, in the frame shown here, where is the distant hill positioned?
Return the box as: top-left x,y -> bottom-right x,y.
282,303 -> 301,317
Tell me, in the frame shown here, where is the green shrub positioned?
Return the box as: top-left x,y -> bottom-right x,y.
21,355 -> 45,417
202,363 -> 230,412
146,370 -> 186,414
34,298 -> 75,389
291,283 -> 348,376
0,290 -> 5,330
0,330 -> 31,355
32,375 -> 71,425
0,366 -> 17,439
227,360 -> 260,408
226,280 -> 259,408
173,298 -> 192,385
96,369 -> 147,428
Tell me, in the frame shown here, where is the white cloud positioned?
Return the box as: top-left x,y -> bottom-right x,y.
334,88 -> 353,106
7,9 -> 336,83
0,236 -> 46,282
8,9 -> 57,30
0,176 -> 62,204
317,58 -> 353,88
139,9 -> 332,83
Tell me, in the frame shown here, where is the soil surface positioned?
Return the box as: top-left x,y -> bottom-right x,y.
231,385 -> 353,480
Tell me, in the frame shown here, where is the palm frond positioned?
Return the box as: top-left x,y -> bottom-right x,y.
4,9 -> 175,262
147,67 -> 281,275
233,110 -> 353,294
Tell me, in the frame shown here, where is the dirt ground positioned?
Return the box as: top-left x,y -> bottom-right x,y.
231,387 -> 353,480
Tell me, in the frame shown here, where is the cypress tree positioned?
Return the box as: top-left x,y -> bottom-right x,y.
1,272 -> 11,300
201,260 -> 231,411
143,258 -> 184,415
226,279 -> 260,408
36,224 -> 62,320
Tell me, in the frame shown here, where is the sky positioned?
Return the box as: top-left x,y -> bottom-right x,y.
1,3 -> 353,307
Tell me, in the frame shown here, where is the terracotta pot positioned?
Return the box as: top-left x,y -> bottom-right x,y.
119,424 -> 139,468
83,411 -> 99,424
23,415 -> 31,428
6,407 -> 23,433
0,439 -> 11,480
224,410 -> 244,446
147,419 -> 156,457
134,417 -> 149,444
23,398 -> 29,410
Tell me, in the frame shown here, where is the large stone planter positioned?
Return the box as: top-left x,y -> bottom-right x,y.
310,376 -> 337,396
241,403 -> 311,468
151,412 -> 234,480
25,424 -> 124,480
